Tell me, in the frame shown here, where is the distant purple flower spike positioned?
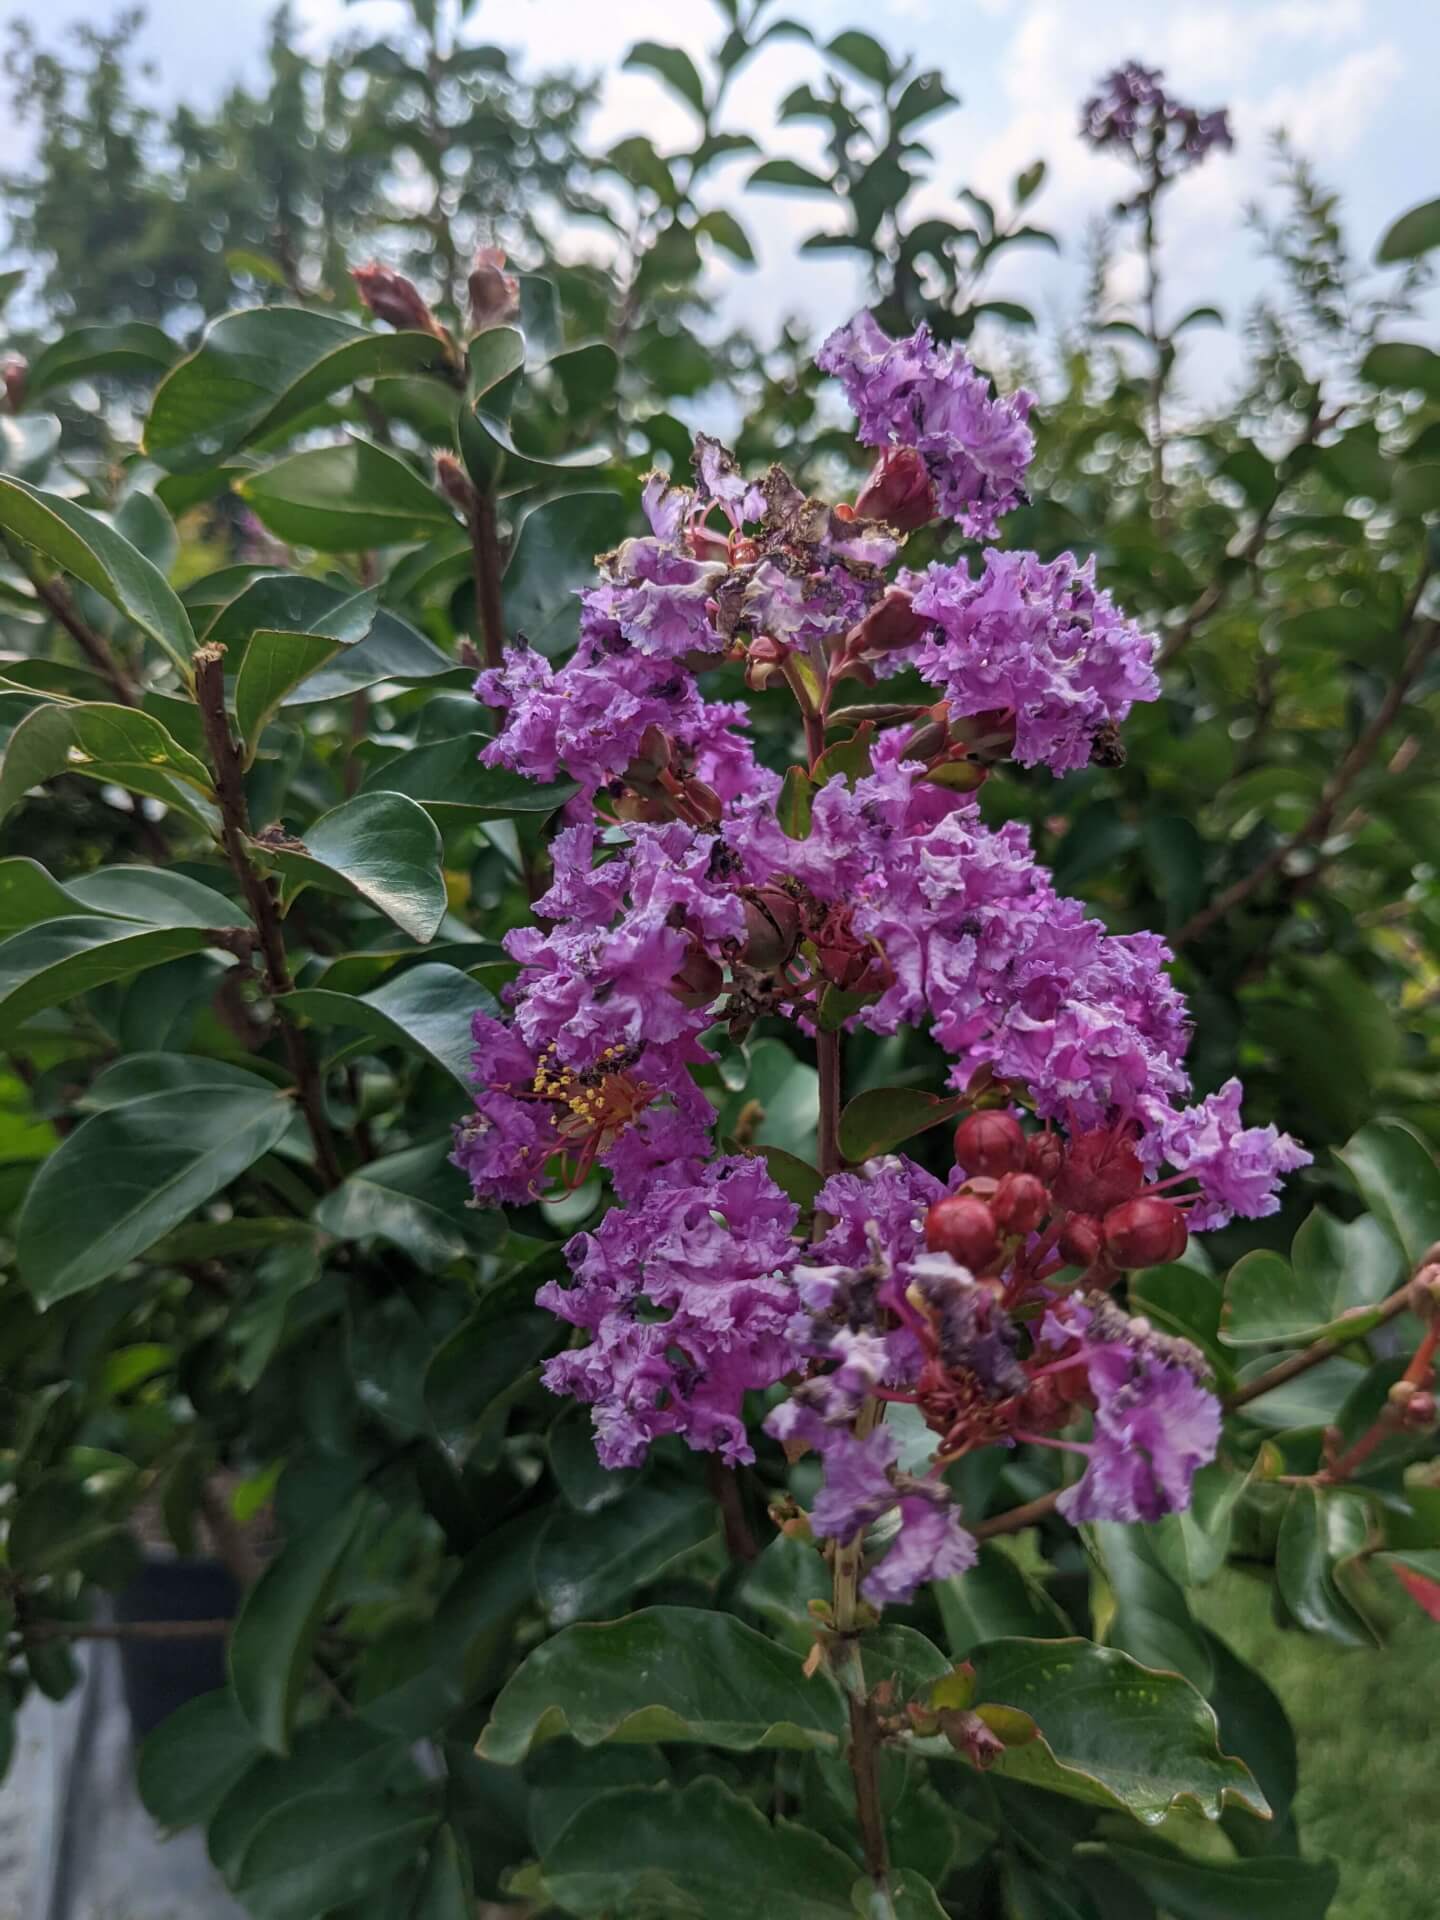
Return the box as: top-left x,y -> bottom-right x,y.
817,312 -> 1034,541
1082,62 -> 1233,174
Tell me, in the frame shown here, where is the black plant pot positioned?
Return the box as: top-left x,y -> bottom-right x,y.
114,1556 -> 241,1738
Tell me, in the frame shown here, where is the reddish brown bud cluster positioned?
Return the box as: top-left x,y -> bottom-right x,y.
954,1110 -> 1027,1177
993,1171 -> 1047,1235
351,263 -> 446,339
925,1194 -> 999,1271
1101,1196 -> 1188,1269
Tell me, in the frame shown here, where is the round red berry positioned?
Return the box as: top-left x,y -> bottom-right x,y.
924,1195 -> 1000,1271
993,1171 -> 1048,1235
954,1110 -> 1027,1178
1101,1197 -> 1189,1269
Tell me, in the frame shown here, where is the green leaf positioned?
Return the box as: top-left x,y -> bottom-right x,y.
936,1544 -> 1070,1659
27,322 -> 180,396
138,1688 -> 263,1829
0,477 -> 197,676
503,491 -> 628,655
146,307 -> 454,471
233,1790 -> 437,1920
230,1494 -> 369,1752
412,1826 -> 473,1920
207,1720 -> 404,1883
1362,340 -> 1440,400
8,1472 -> 132,1578
316,1137 -> 498,1273
1276,1486 -> 1378,1648
16,1081 -> 293,1302
1090,1841 -> 1338,1920
240,438 -> 456,551
825,28 -> 892,84
748,159 -> 832,193
777,765 -> 815,839
838,1086 -> 965,1163
254,790 -> 446,941
1149,1461 -> 1253,1588
458,406 -> 609,497
0,856 -> 85,931
205,573 -> 454,699
746,1143 -> 824,1212
623,40 -> 706,114
284,961 -> 495,1093
1223,1208 -> 1402,1346
922,1637 -> 1269,1823
535,1479 -> 717,1625
0,857 -> 235,935
1336,1117 -> 1440,1268
0,698 -> 217,828
478,1606 -> 846,1764
696,209 -> 755,262
0,917 -> 219,1034
1092,1523 -> 1212,1692
534,1774 -> 886,1919
361,729 -> 576,817
424,1302 -> 557,1453
1376,195 -> 1440,264
233,588 -> 378,754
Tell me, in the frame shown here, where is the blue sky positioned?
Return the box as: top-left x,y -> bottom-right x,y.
3,0 -> 1435,401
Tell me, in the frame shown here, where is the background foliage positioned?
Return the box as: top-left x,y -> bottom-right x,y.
1,2 -> 1439,1916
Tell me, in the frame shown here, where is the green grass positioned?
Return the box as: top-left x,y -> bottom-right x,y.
1196,1569 -> 1440,1917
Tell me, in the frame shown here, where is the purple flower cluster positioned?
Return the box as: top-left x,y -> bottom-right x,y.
454,306 -> 1309,1610
906,548 -> 1160,773
817,311 -> 1035,541
1081,62 -> 1233,174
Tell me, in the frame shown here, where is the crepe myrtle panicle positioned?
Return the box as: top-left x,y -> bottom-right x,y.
1081,61 -> 1233,177
453,309 -> 1308,1609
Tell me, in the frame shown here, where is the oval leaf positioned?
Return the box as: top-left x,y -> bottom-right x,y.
240,438 -> 456,551
254,790 -> 446,942
838,1085 -> 966,1163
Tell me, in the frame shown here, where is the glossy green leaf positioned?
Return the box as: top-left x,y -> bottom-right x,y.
534,1774 -> 901,1920
502,490 -> 628,655
230,1494 -> 369,1752
28,323 -> 180,395
424,1302 -> 557,1453
233,587 -> 378,754
0,698 -> 217,827
138,1688 -> 264,1829
838,1085 -> 966,1163
1149,1461 -> 1253,1589
1276,1486 -> 1378,1648
777,764 -> 814,839
921,1637 -> 1269,1823
206,1720 -> 404,1883
535,1479 -> 717,1625
1336,1117 -> 1440,1268
17,1081 -> 289,1299
1377,195 -> 1440,264
478,1606 -> 846,1763
1361,340 -> 1440,400
146,307 -> 452,471
204,572 -> 454,698
458,406 -> 610,498
1223,1207 -> 1402,1346
254,790 -> 446,941
232,1790 -> 437,1920
0,917 -> 218,1034
1090,1841 -> 1338,1920
240,438 -> 456,551
316,1137 -> 499,1273
0,477 -> 197,675
936,1544 -> 1070,1659
284,961 -> 494,1093
1092,1523 -> 1212,1692
360,728 -> 576,816
7,1471 -> 132,1578
0,857 -> 234,934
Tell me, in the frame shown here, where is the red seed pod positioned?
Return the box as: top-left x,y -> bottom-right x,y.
1058,1213 -> 1103,1269
924,1195 -> 1000,1271
1025,1131 -> 1065,1187
993,1171 -> 1048,1236
669,944 -> 724,1009
1101,1197 -> 1189,1269
855,446 -> 937,532
954,1110 -> 1028,1179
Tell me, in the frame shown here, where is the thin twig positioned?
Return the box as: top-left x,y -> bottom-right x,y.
3,533 -> 139,706
193,643 -> 343,1187
1174,595 -> 1436,948
471,491 -> 507,673
21,1619 -> 233,1643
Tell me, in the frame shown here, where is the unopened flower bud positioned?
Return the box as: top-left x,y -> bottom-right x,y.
1026,1131 -> 1065,1186
469,244 -> 521,332
954,1110 -> 1027,1178
900,701 -> 951,763
1058,1213 -> 1103,1270
682,778 -> 723,825
745,633 -> 791,691
1056,1128 -> 1145,1214
993,1171 -> 1048,1236
847,588 -> 928,660
924,1195 -> 999,1271
1101,1196 -> 1188,1269
630,723 -> 672,781
434,451 -> 478,516
855,446 -> 937,532
670,944 -> 725,1009
1404,1390 -> 1438,1429
740,886 -> 802,972
352,263 -> 444,337
3,355 -> 27,413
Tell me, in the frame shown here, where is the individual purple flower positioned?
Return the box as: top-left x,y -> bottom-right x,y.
693,432 -> 765,528
863,1494 -> 977,1606
1150,1078 -> 1312,1231
808,1426 -> 902,1540
1046,1300 -> 1221,1525
539,1156 -> 801,1467
908,548 -> 1160,774
809,1155 -> 950,1270
817,312 -> 1034,541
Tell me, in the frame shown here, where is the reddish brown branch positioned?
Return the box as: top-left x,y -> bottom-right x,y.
4,534 -> 139,706
471,490 -> 507,673
22,1618 -> 232,1643
193,643 -> 343,1188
